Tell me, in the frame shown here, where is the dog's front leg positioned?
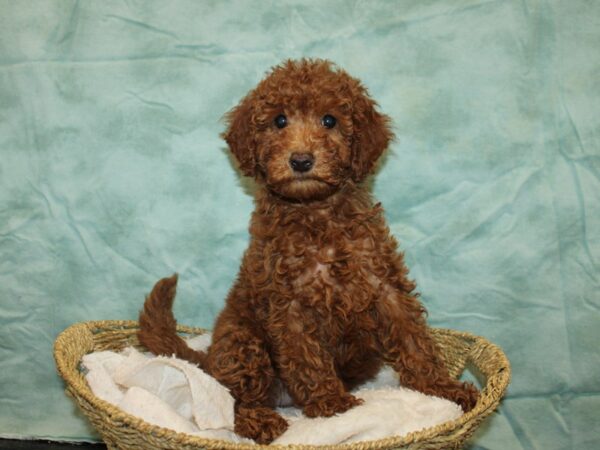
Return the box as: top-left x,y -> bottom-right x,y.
206,303 -> 288,444
269,301 -> 363,417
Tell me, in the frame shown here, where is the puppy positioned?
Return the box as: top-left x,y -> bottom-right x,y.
139,59 -> 478,444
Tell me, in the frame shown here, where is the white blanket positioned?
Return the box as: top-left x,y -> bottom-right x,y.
82,334 -> 463,445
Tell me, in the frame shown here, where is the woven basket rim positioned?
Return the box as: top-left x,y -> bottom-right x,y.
54,320 -> 511,450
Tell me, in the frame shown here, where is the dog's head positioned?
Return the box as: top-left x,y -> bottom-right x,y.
223,59 -> 393,201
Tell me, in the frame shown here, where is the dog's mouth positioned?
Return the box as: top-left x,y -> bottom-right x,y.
268,176 -> 339,201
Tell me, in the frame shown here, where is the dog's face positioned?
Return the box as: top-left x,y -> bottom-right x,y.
223,59 -> 393,201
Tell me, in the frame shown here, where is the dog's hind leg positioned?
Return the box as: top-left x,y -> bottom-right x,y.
375,291 -> 479,412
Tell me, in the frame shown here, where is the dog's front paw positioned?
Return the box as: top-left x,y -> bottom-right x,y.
235,405 -> 288,444
303,393 -> 363,418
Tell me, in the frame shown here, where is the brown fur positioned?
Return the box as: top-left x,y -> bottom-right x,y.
138,59 -> 478,444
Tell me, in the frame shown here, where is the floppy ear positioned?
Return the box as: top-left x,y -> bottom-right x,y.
221,94 -> 258,177
349,81 -> 393,183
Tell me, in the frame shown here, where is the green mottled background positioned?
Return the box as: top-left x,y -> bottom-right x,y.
1,1 -> 599,448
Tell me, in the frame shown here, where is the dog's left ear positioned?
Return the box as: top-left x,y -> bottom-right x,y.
349,81 -> 393,183
222,94 -> 257,177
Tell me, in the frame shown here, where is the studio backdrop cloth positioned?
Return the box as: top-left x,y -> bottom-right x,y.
0,1 -> 599,449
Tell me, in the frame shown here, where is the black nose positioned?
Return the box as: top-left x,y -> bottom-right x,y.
289,153 -> 314,173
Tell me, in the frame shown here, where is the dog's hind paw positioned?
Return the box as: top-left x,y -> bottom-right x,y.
455,381 -> 479,412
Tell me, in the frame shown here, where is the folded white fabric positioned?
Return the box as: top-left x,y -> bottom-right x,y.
81,334 -> 463,445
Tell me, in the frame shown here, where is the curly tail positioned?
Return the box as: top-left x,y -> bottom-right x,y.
138,274 -> 207,368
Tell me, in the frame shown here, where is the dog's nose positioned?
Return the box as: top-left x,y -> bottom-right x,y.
289,153 -> 314,173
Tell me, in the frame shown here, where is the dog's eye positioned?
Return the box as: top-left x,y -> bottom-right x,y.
274,114 -> 287,129
321,114 -> 336,129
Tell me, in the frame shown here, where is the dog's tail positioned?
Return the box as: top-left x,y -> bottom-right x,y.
138,274 -> 207,369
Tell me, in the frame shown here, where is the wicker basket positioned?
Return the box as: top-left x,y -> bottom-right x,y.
54,320 -> 510,450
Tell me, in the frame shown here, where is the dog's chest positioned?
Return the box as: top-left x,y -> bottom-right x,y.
267,224 -> 389,309
248,198 -> 407,315
284,240 -> 373,285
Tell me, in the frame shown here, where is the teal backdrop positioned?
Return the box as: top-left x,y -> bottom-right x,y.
1,1 -> 599,449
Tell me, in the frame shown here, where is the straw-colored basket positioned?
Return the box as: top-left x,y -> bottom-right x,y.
54,320 -> 510,450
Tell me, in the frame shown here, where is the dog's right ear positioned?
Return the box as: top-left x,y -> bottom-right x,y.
221,95 -> 257,177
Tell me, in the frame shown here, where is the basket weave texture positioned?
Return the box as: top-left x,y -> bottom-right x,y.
54,321 -> 510,450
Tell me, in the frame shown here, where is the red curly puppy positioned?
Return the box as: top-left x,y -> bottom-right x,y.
139,59 -> 478,444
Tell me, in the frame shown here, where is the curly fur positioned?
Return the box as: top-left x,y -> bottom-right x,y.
138,59 -> 479,444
